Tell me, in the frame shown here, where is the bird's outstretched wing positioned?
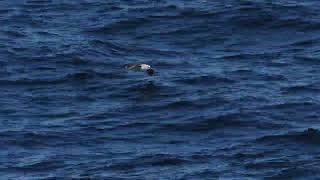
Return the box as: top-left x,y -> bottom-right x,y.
125,64 -> 141,71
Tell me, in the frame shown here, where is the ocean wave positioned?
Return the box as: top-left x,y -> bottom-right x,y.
256,128 -> 320,145
15,155 -> 63,171
281,84 -> 319,94
0,70 -> 125,86
227,69 -> 286,81
0,130 -> 71,146
175,75 -> 235,86
157,100 -> 211,111
89,39 -> 182,56
222,52 -> 280,61
295,55 -> 320,64
86,18 -> 152,34
156,113 -> 250,132
1,30 -> 27,38
267,166 -> 320,179
109,154 -> 189,170
261,102 -> 318,110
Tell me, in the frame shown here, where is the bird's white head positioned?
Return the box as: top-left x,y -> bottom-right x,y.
140,64 -> 151,70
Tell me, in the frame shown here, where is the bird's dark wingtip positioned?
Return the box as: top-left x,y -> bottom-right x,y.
147,68 -> 155,76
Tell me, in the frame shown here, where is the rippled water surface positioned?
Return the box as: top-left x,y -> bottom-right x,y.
1,0 -> 320,179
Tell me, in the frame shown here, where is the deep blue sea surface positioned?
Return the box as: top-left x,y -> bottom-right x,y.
1,0 -> 320,179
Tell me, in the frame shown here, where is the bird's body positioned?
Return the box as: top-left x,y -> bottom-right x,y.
125,63 -> 155,76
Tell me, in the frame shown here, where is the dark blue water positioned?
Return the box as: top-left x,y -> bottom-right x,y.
1,0 -> 320,179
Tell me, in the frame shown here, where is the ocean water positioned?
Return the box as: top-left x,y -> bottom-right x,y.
1,0 -> 320,179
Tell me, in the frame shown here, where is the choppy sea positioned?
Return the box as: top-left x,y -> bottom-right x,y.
1,0 -> 320,179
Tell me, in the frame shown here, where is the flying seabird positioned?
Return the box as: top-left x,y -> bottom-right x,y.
125,63 -> 155,76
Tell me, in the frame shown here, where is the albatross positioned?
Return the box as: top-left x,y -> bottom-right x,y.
125,63 -> 155,76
